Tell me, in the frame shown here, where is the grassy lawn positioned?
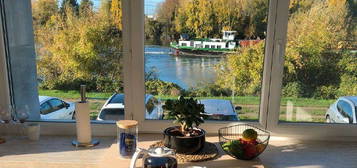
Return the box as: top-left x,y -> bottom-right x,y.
40,89 -> 335,107
39,89 -> 333,122
157,95 -> 334,107
39,89 -> 112,99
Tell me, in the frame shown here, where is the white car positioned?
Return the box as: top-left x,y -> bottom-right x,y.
97,94 -> 163,121
39,96 -> 76,120
199,99 -> 239,121
325,96 -> 357,124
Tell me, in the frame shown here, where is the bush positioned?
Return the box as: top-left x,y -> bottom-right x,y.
145,80 -> 182,96
39,76 -> 123,92
282,82 -> 303,98
314,85 -> 338,99
338,74 -> 357,97
95,77 -> 123,93
39,78 -> 96,91
185,83 -> 231,97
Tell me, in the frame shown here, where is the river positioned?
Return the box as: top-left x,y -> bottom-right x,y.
144,45 -> 223,89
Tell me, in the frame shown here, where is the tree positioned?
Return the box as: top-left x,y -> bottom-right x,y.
216,42 -> 265,96
32,0 -> 58,26
175,0 -> 217,38
338,51 -> 357,96
156,0 -> 180,43
111,0 -> 122,30
79,0 -> 94,16
37,8 -> 123,92
241,0 -> 269,39
60,0 -> 79,16
215,0 -> 353,98
145,17 -> 164,45
284,0 -> 349,96
212,0 -> 242,33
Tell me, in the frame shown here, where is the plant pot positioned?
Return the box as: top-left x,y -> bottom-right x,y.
163,126 -> 206,154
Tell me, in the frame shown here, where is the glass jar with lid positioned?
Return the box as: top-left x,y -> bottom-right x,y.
117,120 -> 138,158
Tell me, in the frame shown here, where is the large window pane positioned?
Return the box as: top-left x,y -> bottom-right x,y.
144,0 -> 270,121
279,0 -> 357,123
33,0 -> 123,121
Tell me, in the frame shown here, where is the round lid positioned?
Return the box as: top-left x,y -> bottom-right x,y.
147,147 -> 175,157
116,120 -> 138,129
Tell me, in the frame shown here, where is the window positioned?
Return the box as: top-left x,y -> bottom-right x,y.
337,100 -> 353,120
109,94 -> 125,104
0,0 -> 355,138
40,102 -> 52,115
143,0 -> 269,124
48,99 -> 65,111
30,0 -> 124,121
264,0 -> 357,137
278,0 -> 356,125
98,108 -> 125,121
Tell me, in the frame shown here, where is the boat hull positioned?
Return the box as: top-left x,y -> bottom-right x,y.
172,48 -> 227,57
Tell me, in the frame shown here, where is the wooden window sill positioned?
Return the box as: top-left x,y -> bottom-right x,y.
1,134 -> 356,168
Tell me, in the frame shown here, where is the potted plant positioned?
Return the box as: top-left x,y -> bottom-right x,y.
162,96 -> 206,154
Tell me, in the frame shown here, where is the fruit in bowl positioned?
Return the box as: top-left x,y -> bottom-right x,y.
219,125 -> 270,160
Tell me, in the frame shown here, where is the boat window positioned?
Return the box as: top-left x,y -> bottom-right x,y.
211,45 -> 216,49
217,46 -> 221,49
205,45 -> 209,48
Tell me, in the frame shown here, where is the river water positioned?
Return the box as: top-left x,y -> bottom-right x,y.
144,45 -> 223,89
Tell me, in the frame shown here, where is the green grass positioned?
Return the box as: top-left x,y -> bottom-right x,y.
39,89 -> 335,107
39,89 -> 334,122
157,95 -> 334,107
39,89 -> 113,99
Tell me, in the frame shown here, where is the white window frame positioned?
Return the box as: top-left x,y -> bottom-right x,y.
264,0 -> 357,139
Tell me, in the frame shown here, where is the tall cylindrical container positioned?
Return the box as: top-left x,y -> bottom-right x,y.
117,120 -> 138,158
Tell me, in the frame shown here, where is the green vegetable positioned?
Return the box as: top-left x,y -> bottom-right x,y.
222,140 -> 244,158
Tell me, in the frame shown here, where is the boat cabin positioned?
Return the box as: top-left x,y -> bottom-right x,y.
222,31 -> 236,41
177,31 -> 237,50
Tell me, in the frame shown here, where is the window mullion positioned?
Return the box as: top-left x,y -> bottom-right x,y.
123,0 -> 145,122
0,16 -> 10,112
259,0 -> 279,129
265,0 -> 290,130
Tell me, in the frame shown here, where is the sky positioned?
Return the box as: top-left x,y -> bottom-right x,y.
78,0 -> 164,15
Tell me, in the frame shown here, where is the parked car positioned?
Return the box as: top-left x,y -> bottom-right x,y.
199,99 -> 239,121
97,94 -> 163,121
325,96 -> 357,124
39,96 -> 76,120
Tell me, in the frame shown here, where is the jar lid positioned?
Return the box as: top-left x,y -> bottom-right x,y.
116,120 -> 138,129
